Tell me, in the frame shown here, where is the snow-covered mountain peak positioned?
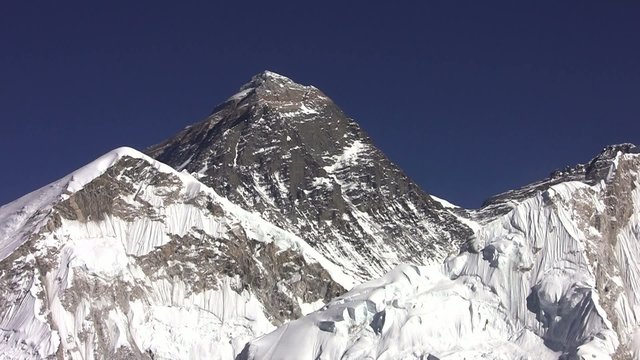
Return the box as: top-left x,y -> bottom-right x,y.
7,71 -> 639,359
546,143 -> 638,183
0,147 -> 179,263
595,143 -> 638,158
0,145 -> 353,359
63,146 -> 198,193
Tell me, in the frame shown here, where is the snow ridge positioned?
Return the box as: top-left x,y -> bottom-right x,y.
0,146 -> 351,359
241,150 -> 640,360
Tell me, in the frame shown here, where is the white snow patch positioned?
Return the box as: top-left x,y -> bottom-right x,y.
67,236 -> 129,278
227,88 -> 253,102
430,195 -> 459,209
299,104 -> 318,114
324,140 -> 367,173
176,155 -> 194,171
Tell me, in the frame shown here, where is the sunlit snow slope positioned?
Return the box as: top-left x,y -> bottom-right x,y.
0,147 -> 349,360
241,145 -> 640,360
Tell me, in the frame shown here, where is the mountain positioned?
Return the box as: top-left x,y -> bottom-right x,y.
147,71 -> 473,282
0,148 -> 349,359
1,71 -> 638,360
241,144 -> 640,360
0,71 -> 473,359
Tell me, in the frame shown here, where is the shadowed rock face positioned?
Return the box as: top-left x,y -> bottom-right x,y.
148,71 -> 472,280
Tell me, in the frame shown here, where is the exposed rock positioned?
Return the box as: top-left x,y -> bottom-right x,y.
148,71 -> 472,281
0,149 -> 346,359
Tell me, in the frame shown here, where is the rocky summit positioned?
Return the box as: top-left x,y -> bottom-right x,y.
147,71 -> 472,281
1,72 -> 639,360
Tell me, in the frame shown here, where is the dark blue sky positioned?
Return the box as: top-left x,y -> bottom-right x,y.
2,1 -> 639,208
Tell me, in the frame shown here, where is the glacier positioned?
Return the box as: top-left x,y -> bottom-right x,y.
241,147 -> 640,360
3,145 -> 638,359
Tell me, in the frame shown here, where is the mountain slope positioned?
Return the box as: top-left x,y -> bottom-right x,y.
0,147 -> 349,360
0,71 -> 474,360
241,144 -> 640,360
2,71 -> 638,360
147,71 -> 472,282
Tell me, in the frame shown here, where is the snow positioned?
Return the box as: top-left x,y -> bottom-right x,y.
0,267 -> 61,359
245,153 -> 640,359
57,148 -> 358,290
67,236 -> 129,278
227,88 -> 254,102
0,146 -> 356,359
310,176 -> 333,189
299,104 -> 318,114
0,146 -> 181,260
260,70 -> 292,82
430,195 -> 459,209
630,328 -> 640,359
3,142 -> 640,359
324,140 -> 368,173
0,146 -> 206,260
246,264 -> 560,360
126,277 -> 275,359
298,298 -> 325,316
233,139 -> 240,167
428,195 -> 482,240
176,154 -> 194,171
279,108 -> 319,119
0,178 -> 68,261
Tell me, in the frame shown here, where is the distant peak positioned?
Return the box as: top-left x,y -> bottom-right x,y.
595,143 -> 638,159
239,70 -> 304,91
582,143 -> 639,183
550,143 -> 639,178
223,71 -> 319,105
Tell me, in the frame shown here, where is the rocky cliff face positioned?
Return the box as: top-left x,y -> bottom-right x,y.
147,71 -> 472,281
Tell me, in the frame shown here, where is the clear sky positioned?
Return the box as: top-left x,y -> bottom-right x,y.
1,1 -> 639,208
